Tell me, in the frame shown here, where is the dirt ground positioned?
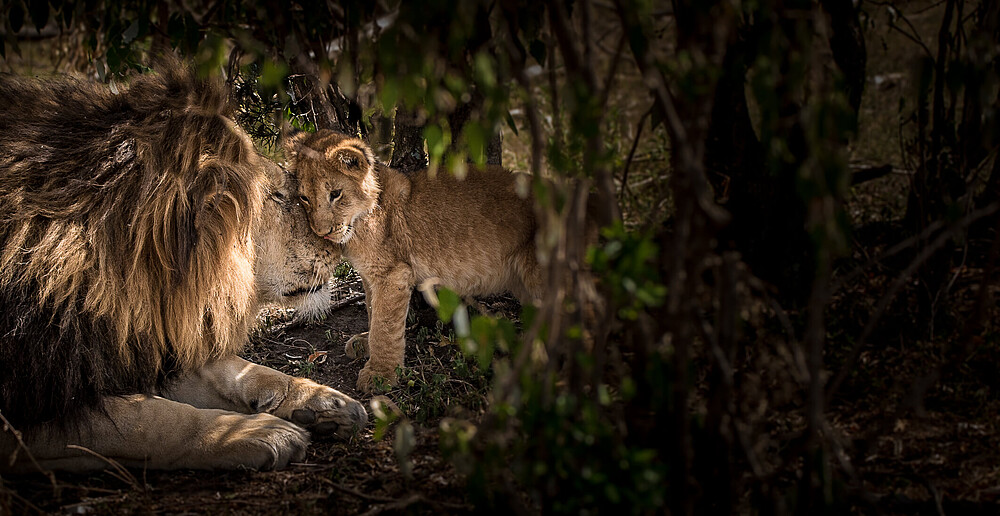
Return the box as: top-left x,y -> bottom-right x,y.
1,273 -> 500,515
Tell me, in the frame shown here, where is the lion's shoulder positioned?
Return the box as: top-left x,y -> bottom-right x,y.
0,64 -> 265,428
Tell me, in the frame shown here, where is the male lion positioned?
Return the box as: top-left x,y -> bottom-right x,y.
287,130 -> 543,392
0,66 -> 367,472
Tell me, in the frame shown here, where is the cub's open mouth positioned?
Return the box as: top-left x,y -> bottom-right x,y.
282,283 -> 325,298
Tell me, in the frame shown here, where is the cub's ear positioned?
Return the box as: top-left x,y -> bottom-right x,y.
281,126 -> 309,159
326,141 -> 374,178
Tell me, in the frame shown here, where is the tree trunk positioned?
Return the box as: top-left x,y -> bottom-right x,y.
447,89 -> 503,167
713,0 -> 867,304
288,57 -> 364,136
711,16 -> 813,303
389,108 -> 427,173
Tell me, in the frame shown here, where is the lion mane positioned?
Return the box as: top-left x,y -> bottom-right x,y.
0,65 -> 267,428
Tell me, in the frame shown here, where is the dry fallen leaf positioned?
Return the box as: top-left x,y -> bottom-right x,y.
307,350 -> 328,364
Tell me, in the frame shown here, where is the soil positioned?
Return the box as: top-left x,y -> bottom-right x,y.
1,274 -> 503,515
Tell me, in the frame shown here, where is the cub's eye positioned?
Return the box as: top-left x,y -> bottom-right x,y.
298,195 -> 310,205
329,189 -> 342,202
270,191 -> 286,201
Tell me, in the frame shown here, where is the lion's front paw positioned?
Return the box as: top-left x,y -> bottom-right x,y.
345,332 -> 369,359
213,413 -> 310,470
356,361 -> 400,393
274,378 -> 368,439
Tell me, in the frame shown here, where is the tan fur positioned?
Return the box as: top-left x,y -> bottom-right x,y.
0,101 -> 262,372
2,156 -> 368,473
289,130 -> 542,392
0,69 -> 367,471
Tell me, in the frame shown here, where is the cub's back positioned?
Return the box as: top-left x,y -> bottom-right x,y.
399,165 -> 538,295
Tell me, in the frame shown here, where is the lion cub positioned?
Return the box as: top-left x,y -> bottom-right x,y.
287,130 -> 542,392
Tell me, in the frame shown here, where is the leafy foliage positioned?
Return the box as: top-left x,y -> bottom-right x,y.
6,0 -> 1000,514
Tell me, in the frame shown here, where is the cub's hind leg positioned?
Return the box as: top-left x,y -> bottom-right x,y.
2,395 -> 309,472
512,247 -> 545,305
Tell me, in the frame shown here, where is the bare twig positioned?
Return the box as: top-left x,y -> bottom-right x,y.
319,477 -> 398,503
0,484 -> 46,515
0,412 -> 57,493
849,164 -> 895,185
619,106 -> 653,202
330,292 -> 367,312
885,9 -> 936,59
825,202 -> 1000,404
64,445 -> 142,492
319,478 -> 472,513
830,201 -> 996,293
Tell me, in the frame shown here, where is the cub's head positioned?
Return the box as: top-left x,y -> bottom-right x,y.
284,130 -> 379,244
255,157 -> 340,317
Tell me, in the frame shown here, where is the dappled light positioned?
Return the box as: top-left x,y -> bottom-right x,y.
3,0 -> 1000,514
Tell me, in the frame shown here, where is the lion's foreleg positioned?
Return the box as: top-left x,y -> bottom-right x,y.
4,395 -> 308,472
162,355 -> 367,439
356,266 -> 414,392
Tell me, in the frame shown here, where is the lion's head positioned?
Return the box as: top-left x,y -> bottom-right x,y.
0,65 -> 340,427
285,130 -> 380,244
256,159 -> 340,316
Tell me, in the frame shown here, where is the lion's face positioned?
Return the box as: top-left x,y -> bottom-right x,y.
255,158 -> 340,317
288,132 -> 379,244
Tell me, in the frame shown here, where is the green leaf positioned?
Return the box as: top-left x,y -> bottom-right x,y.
436,287 -> 460,322
380,78 -> 399,112
473,52 -> 496,89
260,60 -> 288,89
95,58 -> 106,82
122,19 -> 138,44
463,122 -> 487,166
505,111 -> 519,136
453,304 -> 469,338
424,124 -> 447,163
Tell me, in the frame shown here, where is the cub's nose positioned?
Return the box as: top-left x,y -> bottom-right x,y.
310,224 -> 335,239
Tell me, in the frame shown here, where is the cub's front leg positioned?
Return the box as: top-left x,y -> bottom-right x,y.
356,266 -> 414,392
345,274 -> 374,359
163,355 -> 368,439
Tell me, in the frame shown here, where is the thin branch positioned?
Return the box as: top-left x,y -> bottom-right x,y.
825,202 -> 1000,404
886,13 -> 935,59
0,412 -> 57,493
319,478 -> 472,512
0,485 -> 46,515
318,477 -> 398,503
64,445 -> 142,492
849,164 -> 895,185
619,106 -> 653,202
597,30 -> 629,114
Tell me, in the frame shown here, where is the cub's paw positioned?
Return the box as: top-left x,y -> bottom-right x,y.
345,332 -> 369,359
356,362 -> 400,393
273,378 -> 368,439
214,413 -> 309,470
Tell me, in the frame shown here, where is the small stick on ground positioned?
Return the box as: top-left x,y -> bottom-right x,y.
64,445 -> 142,492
